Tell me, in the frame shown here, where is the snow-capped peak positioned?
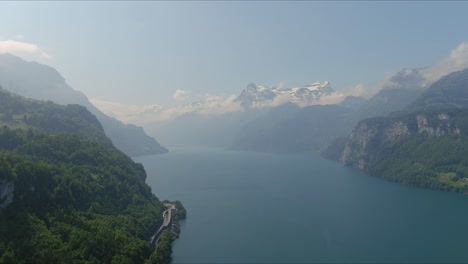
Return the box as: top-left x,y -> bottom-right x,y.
235,81 -> 335,107
304,81 -> 331,91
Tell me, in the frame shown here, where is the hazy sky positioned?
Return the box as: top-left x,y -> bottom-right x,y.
1,1 -> 467,106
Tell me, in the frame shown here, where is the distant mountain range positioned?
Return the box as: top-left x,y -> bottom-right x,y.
0,53 -> 167,157
123,68 -> 431,149
235,81 -> 335,107
230,68 -> 429,153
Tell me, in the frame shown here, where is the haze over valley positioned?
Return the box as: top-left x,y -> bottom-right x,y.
2,2 -> 468,263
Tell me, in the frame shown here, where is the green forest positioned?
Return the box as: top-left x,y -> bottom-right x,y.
0,88 -> 182,263
366,111 -> 468,192
329,108 -> 468,193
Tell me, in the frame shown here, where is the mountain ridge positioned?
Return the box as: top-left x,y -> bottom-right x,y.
0,53 -> 168,157
234,81 -> 335,107
0,86 -> 181,263
333,67 -> 468,192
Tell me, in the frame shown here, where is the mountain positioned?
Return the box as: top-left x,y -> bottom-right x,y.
357,68 -> 429,119
231,102 -> 301,151
407,68 -> 468,111
231,103 -> 356,153
338,96 -> 366,109
123,68 -> 427,152
148,109 -> 263,148
97,80 -> 338,149
0,53 -> 167,157
235,81 -> 335,107
335,68 -> 468,192
235,83 -> 277,107
0,87 -> 109,144
358,88 -> 424,119
339,108 -> 468,192
0,86 -> 183,263
231,68 -> 430,153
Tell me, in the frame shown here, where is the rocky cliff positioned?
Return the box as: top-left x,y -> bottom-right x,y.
340,110 -> 464,170
337,109 -> 468,192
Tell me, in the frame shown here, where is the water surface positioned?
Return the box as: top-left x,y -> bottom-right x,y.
136,147 -> 468,263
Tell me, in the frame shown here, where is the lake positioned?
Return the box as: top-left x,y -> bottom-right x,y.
135,147 -> 468,263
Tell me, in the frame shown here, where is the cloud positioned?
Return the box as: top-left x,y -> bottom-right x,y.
346,83 -> 367,97
339,41 -> 468,102
196,95 -> 243,116
173,89 -> 192,102
251,93 -> 292,108
153,94 -> 243,122
92,41 -> 468,126
90,94 -> 244,125
89,97 -> 167,124
425,41 -> 468,83
311,82 -> 383,106
367,41 -> 468,97
368,68 -> 429,97
0,39 -> 52,61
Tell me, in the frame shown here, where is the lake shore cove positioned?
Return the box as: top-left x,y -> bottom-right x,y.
148,201 -> 186,264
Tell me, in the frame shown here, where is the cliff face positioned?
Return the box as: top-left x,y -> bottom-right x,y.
340,110 -> 463,170
0,180 -> 14,211
332,69 -> 468,192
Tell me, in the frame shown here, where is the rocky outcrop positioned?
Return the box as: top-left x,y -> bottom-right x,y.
340,122 -> 377,168
0,180 -> 14,212
340,110 -> 462,169
415,114 -> 459,137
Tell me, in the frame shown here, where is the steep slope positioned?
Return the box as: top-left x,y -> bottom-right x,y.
407,68 -> 468,111
339,96 -> 366,108
357,68 -> 429,119
358,88 -> 424,119
0,87 -> 109,143
337,68 -> 468,192
0,53 -> 167,157
0,87 -> 178,263
149,109 -> 263,148
340,108 -> 468,192
235,83 -> 277,107
232,103 -> 356,153
231,102 -> 301,151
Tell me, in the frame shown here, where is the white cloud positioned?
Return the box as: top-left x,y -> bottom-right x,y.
308,83 -> 371,106
346,83 -> 367,97
89,97 -> 167,124
90,94 -> 244,125
0,39 -> 51,61
426,41 -> 468,83
366,41 -> 468,97
336,41 -> 468,102
251,93 -> 292,108
197,95 -> 244,116
172,89 -> 192,102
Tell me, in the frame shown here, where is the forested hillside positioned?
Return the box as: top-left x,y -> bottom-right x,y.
332,68 -> 468,193
0,87 -> 172,263
0,53 -> 168,157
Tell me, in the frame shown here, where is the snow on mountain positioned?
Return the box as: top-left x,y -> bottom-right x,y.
235,83 -> 277,107
235,81 -> 336,107
92,81 -> 338,125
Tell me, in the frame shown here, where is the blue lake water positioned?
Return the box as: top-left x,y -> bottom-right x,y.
136,147 -> 468,263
